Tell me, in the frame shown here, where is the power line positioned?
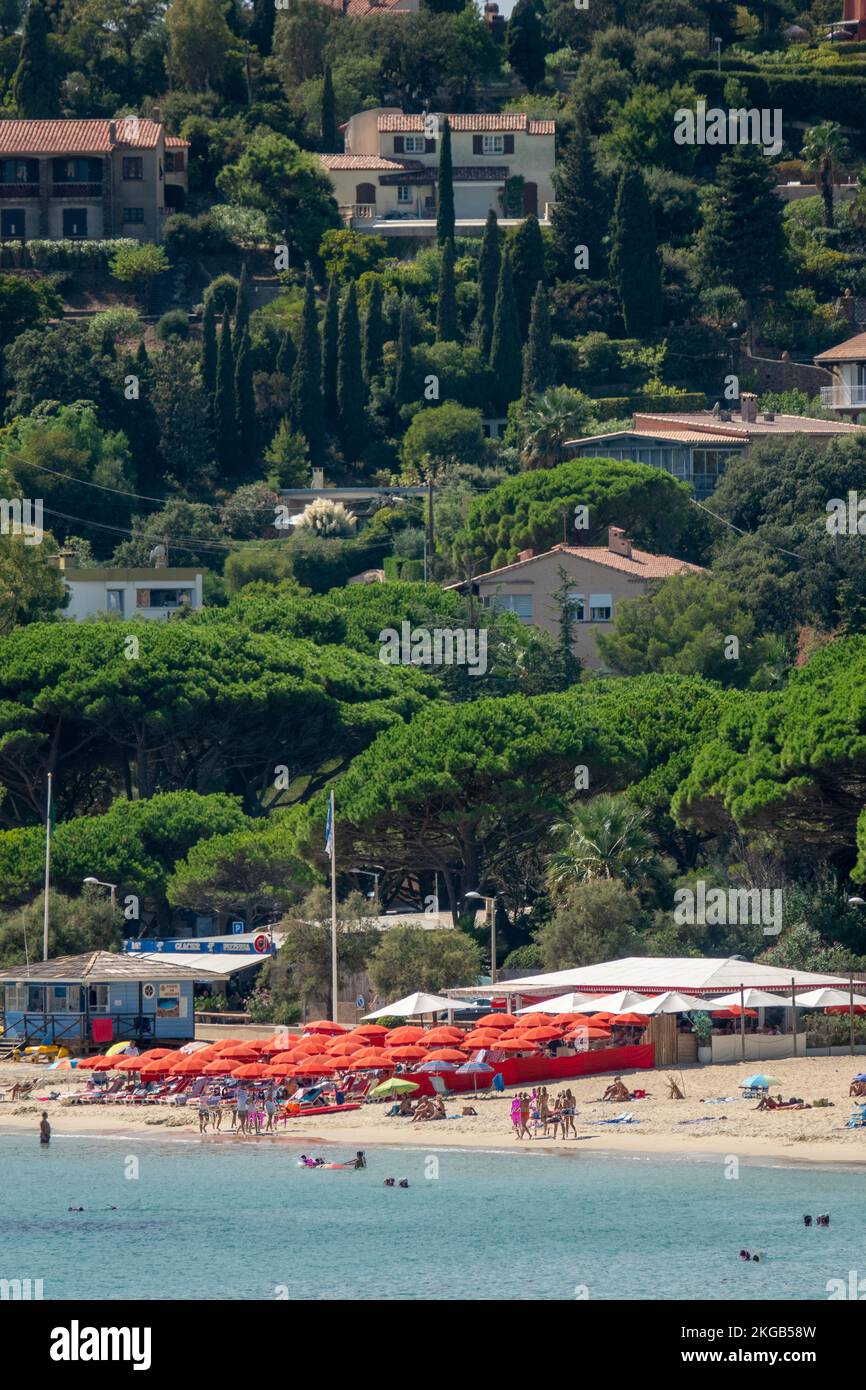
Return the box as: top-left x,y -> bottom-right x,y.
688,496 -> 807,564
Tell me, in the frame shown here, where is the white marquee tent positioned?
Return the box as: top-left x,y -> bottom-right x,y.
447,956 -> 856,1002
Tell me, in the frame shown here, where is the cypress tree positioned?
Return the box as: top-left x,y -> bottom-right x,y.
290,268 -> 323,461
337,281 -> 365,461
321,276 -> 340,424
249,0 -> 276,56
489,248 -> 522,412
551,111 -> 604,281
700,146 -> 786,306
201,294 -> 218,398
522,282 -> 553,399
506,0 -> 548,93
436,118 -> 455,245
215,308 -> 239,472
233,262 -> 251,344
436,237 -> 458,343
12,0 -> 59,118
362,277 -> 385,384
473,208 -> 500,359
321,64 -> 338,154
234,326 -> 257,468
609,167 -> 663,339
276,328 -> 295,380
394,297 -> 414,407
511,214 -> 545,340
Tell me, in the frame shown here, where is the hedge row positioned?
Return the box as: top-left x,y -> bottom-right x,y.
591,391 -> 707,420
691,69 -> 866,130
26,238 -> 140,269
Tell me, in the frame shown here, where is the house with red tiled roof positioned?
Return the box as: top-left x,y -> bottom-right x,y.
565,394 -> 866,499
0,114 -> 188,243
450,528 -> 706,670
319,106 -> 556,235
815,331 -> 866,415
319,0 -> 420,14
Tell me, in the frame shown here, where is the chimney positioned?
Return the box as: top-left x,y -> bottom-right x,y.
48,551 -> 77,572
151,105 -> 161,125
607,526 -> 632,559
517,547 -> 535,561
740,392 -> 758,424
108,120 -> 117,146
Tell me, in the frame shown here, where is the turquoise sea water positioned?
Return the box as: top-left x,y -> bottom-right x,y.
2,1130 -> 865,1300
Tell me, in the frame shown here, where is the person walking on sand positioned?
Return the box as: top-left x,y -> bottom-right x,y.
39,1112 -> 51,1145
564,1089 -> 577,1138
510,1094 -> 521,1136
236,1085 -> 249,1135
518,1091 -> 532,1139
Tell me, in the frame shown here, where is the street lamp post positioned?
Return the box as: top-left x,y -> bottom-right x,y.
83,876 -> 118,909
465,891 -> 498,985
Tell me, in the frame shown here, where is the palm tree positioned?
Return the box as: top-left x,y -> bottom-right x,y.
547,794 -> 658,897
519,387 -> 591,471
802,121 -> 849,230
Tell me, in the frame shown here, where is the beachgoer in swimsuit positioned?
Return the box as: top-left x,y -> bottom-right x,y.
236,1086 -> 249,1134
353,1151 -> 366,1169
39,1112 -> 50,1145
198,1096 -> 209,1133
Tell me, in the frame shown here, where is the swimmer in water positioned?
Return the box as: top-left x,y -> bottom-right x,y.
39,1112 -> 50,1146
353,1151 -> 366,1169
752,1254 -> 760,1263
384,1177 -> 395,1187
399,1178 -> 409,1188
804,1215 -> 812,1227
739,1250 -> 750,1261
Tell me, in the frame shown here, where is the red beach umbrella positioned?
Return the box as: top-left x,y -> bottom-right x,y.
519,1026 -> 565,1042
711,1007 -> 758,1020
113,1055 -> 143,1071
463,1030 -> 503,1048
423,1048 -> 468,1062
202,1059 -> 233,1075
304,1019 -> 346,1035
231,1062 -> 269,1079
387,1045 -> 430,1060
491,1039 -> 540,1053
827,1004 -> 866,1015
268,1051 -> 299,1066
584,1011 -> 615,1023
350,1024 -> 389,1039
75,1056 -> 105,1069
137,1048 -> 178,1064
352,1049 -> 393,1068
219,1042 -> 260,1060
515,1013 -> 555,1027
610,1013 -> 650,1026
423,1026 -> 463,1045
91,1056 -> 118,1071
566,1026 -> 612,1041
476,1013 -> 517,1028
168,1055 -> 207,1074
385,1026 -> 428,1045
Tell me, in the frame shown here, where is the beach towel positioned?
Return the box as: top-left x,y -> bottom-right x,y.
590,1112 -> 637,1125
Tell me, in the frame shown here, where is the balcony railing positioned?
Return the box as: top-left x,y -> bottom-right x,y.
0,184 -> 38,198
52,182 -> 102,199
821,384 -> 866,408
353,203 -> 376,219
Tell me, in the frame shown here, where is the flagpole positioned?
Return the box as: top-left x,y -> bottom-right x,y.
329,789 -> 338,1023
43,772 -> 52,962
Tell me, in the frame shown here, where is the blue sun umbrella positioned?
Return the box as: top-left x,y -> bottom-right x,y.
416,1059 -> 458,1071
455,1058 -> 494,1093
741,1074 -> 780,1089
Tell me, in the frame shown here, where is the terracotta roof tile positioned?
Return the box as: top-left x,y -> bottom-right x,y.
164,135 -> 190,149
321,0 -> 409,13
634,410 -> 863,436
815,331 -> 866,362
378,113 -> 554,133
454,541 -> 706,586
319,154 -> 424,170
0,117 -> 162,154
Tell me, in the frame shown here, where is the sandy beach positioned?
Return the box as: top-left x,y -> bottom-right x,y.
5,1054 -> 866,1165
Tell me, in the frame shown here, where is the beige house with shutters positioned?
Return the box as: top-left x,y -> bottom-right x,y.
450,528 -> 706,671
320,108 -> 556,235
0,116 -> 188,244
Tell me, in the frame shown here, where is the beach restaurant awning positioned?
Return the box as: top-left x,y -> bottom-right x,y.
446,956 -> 856,1000
548,989 -> 652,1015
791,988 -> 866,1009
631,992 -> 711,1016
515,992 -> 598,1015
707,989 -> 795,1009
363,991 -> 457,1020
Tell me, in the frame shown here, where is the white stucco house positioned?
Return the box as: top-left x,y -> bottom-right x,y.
50,555 -> 203,621
320,108 -> 556,236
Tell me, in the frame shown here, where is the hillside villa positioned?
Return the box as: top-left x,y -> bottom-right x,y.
0,115 -> 188,243
320,108 -> 555,235
450,527 -> 705,670
815,331 -> 866,415
566,394 -> 866,498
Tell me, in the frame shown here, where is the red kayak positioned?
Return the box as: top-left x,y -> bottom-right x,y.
297,1102 -> 362,1118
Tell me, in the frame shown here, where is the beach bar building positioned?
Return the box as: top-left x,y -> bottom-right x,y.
447,956 -> 861,1067
0,950 -> 223,1051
